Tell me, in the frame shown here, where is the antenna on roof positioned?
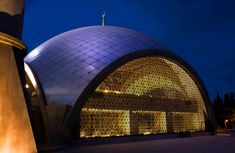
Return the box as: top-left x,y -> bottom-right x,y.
102,12 -> 106,26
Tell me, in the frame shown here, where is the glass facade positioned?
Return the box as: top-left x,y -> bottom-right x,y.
80,57 -> 207,138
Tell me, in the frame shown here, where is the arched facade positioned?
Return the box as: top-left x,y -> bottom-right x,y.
79,56 -> 207,138
63,50 -> 214,139
24,26 -> 215,144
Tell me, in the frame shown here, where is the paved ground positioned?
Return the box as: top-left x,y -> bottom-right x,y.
45,135 -> 235,153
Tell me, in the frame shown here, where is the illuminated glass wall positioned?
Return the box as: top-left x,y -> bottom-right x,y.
80,57 -> 207,138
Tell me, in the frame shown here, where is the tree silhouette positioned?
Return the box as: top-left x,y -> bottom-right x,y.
213,92 -> 235,129
214,93 -> 223,108
230,92 -> 235,107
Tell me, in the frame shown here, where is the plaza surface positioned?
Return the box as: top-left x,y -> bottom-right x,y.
45,135 -> 235,153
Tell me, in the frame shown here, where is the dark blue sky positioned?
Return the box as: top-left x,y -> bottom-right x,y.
23,0 -> 235,100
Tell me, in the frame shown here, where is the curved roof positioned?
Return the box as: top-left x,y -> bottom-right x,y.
25,26 -> 167,105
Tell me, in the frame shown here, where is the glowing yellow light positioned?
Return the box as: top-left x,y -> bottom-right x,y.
142,131 -> 151,135
25,84 -> 30,89
100,89 -> 122,94
114,91 -> 121,94
0,40 -> 14,47
103,89 -> 109,93
24,63 -> 38,91
0,32 -> 26,50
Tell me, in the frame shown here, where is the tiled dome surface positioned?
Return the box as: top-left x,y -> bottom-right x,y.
25,26 -> 166,105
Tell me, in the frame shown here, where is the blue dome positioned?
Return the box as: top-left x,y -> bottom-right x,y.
25,26 -> 166,105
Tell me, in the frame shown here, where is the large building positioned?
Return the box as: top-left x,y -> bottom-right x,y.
0,0 -> 37,152
24,26 -> 215,145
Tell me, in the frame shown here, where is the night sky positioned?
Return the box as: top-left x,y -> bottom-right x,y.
23,0 -> 235,100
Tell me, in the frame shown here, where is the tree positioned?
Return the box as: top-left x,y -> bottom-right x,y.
214,93 -> 223,109
230,92 -> 235,107
224,93 -> 230,107
213,92 -> 234,128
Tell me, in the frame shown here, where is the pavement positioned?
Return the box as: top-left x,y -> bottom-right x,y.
43,135 -> 235,153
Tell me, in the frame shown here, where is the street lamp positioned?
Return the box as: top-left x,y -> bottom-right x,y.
224,119 -> 228,129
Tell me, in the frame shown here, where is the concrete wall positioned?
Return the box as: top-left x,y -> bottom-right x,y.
0,43 -> 37,153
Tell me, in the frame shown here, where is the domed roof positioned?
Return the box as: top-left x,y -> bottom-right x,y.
25,26 -> 166,105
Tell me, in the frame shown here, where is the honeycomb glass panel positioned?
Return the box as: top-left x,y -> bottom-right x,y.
80,108 -> 130,138
80,57 -> 207,138
133,111 -> 167,135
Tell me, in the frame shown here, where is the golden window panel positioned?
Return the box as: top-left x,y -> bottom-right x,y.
80,57 -> 207,138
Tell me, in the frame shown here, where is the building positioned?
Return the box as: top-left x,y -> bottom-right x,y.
0,0 -> 37,152
24,26 -> 215,145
